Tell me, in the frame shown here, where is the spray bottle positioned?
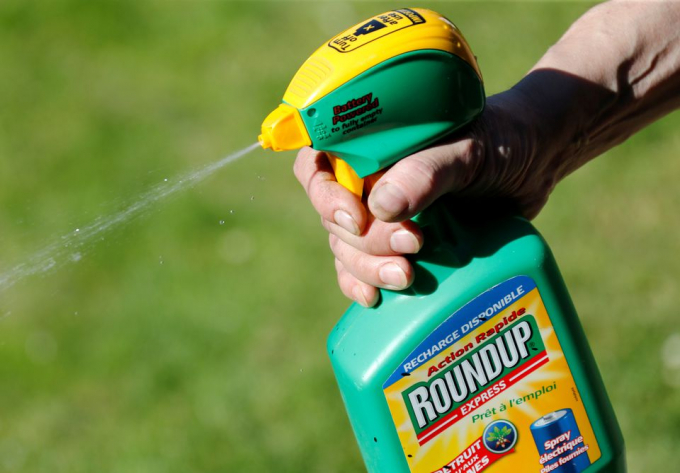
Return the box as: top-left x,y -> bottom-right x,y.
258,8 -> 625,473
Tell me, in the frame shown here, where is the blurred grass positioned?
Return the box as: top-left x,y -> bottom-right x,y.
0,1 -> 678,472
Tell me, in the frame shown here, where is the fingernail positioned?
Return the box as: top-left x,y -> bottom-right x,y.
390,230 -> 421,254
352,286 -> 367,306
370,183 -> 408,218
379,263 -> 408,289
334,210 -> 360,235
352,286 -> 378,308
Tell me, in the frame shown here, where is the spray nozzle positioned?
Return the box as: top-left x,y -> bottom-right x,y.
258,104 -> 311,152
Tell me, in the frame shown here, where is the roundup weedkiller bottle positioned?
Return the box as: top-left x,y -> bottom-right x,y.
258,8 -> 626,473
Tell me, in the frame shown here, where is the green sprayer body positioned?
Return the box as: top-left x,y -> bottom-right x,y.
259,8 -> 625,473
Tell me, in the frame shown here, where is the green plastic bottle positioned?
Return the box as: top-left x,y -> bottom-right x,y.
259,8 -> 625,473
328,207 -> 625,472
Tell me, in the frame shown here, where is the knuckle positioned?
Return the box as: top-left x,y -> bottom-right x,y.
407,157 -> 443,201
456,139 -> 483,189
292,149 -> 308,183
458,138 -> 477,159
408,156 -> 441,195
348,250 -> 371,277
294,147 -> 326,192
361,230 -> 387,256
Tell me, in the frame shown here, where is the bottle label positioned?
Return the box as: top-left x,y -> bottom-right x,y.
327,9 -> 426,53
383,276 -> 601,473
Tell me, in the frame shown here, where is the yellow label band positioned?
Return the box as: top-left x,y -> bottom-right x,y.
383,276 -> 601,473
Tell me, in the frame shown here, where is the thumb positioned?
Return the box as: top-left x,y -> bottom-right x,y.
367,138 -> 480,222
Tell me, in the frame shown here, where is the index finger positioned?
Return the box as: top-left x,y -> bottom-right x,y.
293,147 -> 367,236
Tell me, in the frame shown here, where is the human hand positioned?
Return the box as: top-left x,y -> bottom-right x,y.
294,84 -> 567,308
296,0 -> 680,308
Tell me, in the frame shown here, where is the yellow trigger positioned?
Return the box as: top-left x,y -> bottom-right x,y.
328,155 -> 364,198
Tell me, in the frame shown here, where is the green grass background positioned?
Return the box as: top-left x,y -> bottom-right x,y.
0,1 -> 678,472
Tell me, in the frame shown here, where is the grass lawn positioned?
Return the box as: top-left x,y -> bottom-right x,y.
0,1 -> 678,472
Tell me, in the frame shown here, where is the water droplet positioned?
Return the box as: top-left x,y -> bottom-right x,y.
299,369 -> 304,373
74,311 -> 79,316
257,175 -> 266,181
219,220 -> 225,225
164,178 -> 168,182
75,228 -> 80,233
229,210 -> 234,214
250,196 -> 255,201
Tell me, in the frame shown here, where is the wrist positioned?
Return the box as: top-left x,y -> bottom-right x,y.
510,70 -> 617,182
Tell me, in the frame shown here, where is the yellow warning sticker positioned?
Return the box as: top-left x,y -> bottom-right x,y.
328,9 -> 426,53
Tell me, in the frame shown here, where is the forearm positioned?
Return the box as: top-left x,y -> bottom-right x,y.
519,0 -> 680,181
